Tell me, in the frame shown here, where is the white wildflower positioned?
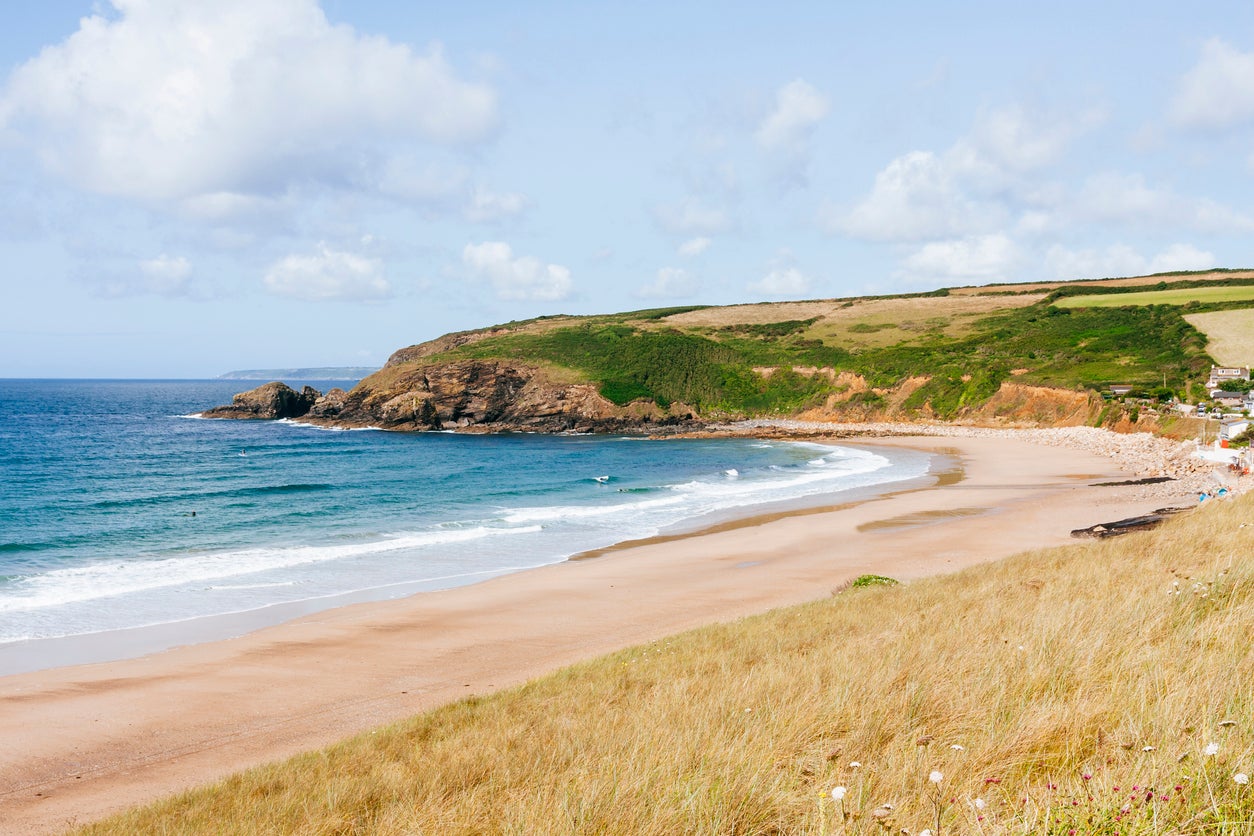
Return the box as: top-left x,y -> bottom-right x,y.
929,770 -> 944,784
1236,773 -> 1250,785
950,744 -> 965,751
849,761 -> 862,769
831,785 -> 847,801
974,797 -> 986,810
1143,745 -> 1156,752
1205,742 -> 1220,757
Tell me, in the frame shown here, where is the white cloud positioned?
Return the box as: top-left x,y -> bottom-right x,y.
463,187 -> 527,223
0,0 -> 498,203
138,254 -> 192,291
92,253 -> 196,297
1170,38 -> 1254,130
829,104 -> 1100,242
1148,244 -> 1216,273
1045,242 -> 1215,280
462,241 -> 572,301
755,79 -> 829,151
832,150 -> 1003,241
263,243 -> 390,301
899,234 -> 1020,283
748,267 -> 811,298
678,237 -> 711,257
968,104 -> 1102,172
1075,171 -> 1254,232
637,267 -> 699,299
653,197 -> 734,235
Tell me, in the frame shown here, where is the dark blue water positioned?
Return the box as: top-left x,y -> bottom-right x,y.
0,380 -> 930,649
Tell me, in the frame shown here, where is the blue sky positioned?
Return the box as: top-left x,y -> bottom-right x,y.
4,1 -> 1254,377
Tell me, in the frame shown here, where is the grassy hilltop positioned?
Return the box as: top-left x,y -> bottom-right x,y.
79,492 -> 1254,835
359,270 -> 1254,429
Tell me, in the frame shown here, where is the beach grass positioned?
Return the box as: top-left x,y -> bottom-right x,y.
76,495 -> 1254,835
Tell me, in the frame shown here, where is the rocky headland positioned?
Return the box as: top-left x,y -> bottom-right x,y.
203,361 -> 699,434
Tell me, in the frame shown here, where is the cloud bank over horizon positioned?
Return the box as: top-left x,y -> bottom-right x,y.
1,1 -> 1253,375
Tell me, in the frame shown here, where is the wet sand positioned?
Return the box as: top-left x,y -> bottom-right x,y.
0,435 -> 1197,834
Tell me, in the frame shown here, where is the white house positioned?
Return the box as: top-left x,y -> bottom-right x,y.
1220,418 -> 1250,441
1207,365 -> 1251,392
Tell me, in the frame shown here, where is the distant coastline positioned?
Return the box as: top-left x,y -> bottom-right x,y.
217,367 -> 376,381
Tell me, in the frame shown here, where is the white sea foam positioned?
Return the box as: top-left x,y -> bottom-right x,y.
0,428 -> 932,653
0,525 -> 542,614
500,445 -> 901,531
502,494 -> 687,524
275,419 -> 383,432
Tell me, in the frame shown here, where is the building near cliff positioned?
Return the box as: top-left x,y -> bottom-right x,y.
1207,365 -> 1250,393
1220,418 -> 1249,441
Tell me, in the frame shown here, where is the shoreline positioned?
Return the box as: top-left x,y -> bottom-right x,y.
570,448 -> 963,562
0,429 -> 1212,834
0,440 -> 937,678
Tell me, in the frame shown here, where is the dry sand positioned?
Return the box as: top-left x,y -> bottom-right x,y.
0,433 -> 1205,834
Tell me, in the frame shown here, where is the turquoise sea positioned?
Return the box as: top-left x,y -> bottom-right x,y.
0,380 -> 933,672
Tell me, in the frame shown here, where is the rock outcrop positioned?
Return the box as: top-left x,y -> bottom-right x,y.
200,382 -> 321,420
303,360 -> 696,433
203,361 -> 699,433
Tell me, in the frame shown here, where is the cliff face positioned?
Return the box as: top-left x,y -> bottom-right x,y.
299,360 -> 696,433
203,373 -> 1145,435
203,363 -> 1149,435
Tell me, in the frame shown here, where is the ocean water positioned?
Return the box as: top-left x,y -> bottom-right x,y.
0,380 -> 932,667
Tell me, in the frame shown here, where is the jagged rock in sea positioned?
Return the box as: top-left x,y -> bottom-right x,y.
200,382 -> 321,420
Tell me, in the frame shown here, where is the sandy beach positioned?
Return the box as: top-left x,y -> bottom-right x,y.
0,431 -> 1209,834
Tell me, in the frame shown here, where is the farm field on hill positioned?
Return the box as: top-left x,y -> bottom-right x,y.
1184,309 -> 1254,366
1054,284 -> 1254,308
659,294 -> 1045,350
950,269 -> 1254,296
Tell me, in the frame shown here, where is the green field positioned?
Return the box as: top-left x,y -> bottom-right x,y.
1054,285 -> 1254,308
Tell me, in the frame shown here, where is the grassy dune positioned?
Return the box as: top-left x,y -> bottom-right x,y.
78,497 -> 1254,835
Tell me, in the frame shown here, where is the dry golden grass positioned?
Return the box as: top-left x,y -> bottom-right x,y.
803,295 -> 1043,349
949,269 -> 1254,296
1185,309 -> 1254,367
78,496 -> 1254,835
659,300 -> 850,327
660,295 -> 1043,350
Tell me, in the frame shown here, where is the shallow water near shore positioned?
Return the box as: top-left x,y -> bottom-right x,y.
0,380 -> 934,673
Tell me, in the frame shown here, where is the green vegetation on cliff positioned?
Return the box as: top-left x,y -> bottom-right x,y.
345,271 -> 1254,426
423,296 -> 1214,419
